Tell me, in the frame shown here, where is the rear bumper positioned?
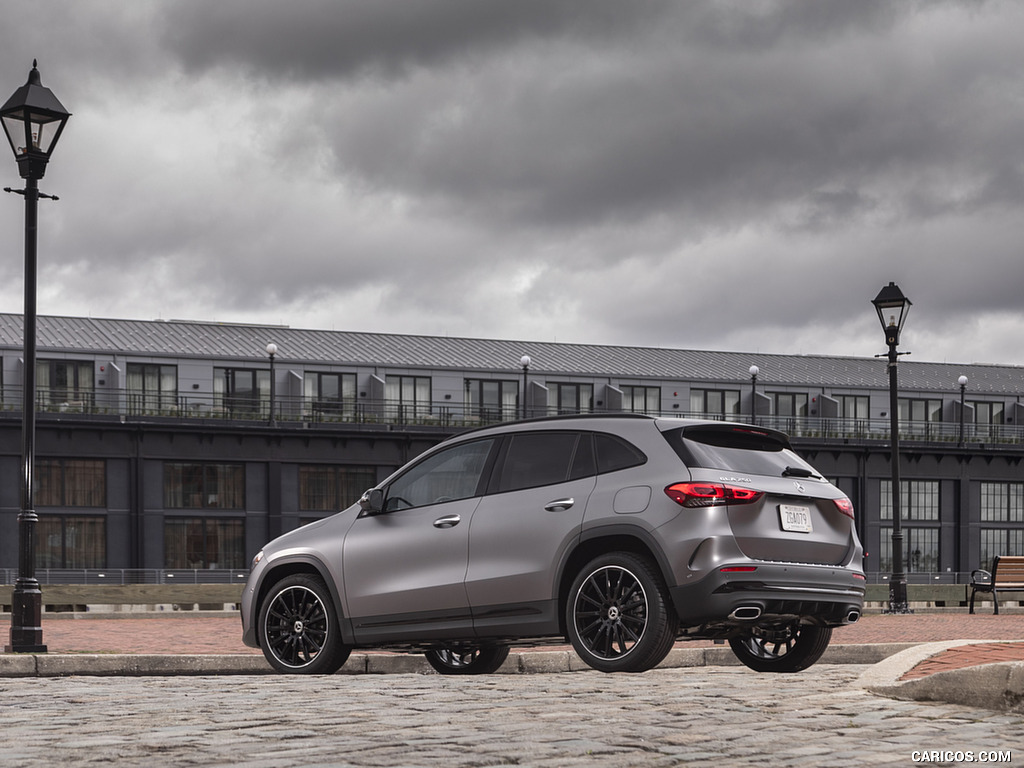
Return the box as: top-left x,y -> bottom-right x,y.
670,561 -> 865,628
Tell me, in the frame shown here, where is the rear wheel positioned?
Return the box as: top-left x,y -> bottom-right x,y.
259,574 -> 351,674
566,552 -> 677,673
729,624 -> 832,673
424,645 -> 511,675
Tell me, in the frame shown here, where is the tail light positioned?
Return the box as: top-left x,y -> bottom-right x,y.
833,497 -> 855,519
665,482 -> 764,508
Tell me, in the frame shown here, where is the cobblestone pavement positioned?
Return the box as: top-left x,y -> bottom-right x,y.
0,665 -> 1019,767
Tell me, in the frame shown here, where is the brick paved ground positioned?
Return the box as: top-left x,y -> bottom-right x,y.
17,610 -> 1024,678
900,642 -> 1024,680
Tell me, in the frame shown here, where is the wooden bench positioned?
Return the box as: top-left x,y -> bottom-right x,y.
969,555 -> 1024,614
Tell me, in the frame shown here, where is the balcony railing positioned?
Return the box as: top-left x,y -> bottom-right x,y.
0,386 -> 1021,445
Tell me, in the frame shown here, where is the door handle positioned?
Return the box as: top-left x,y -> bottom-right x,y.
433,514 -> 461,529
544,498 -> 575,512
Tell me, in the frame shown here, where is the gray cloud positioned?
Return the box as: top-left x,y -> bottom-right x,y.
1,0 -> 1023,368
159,0 -> 668,81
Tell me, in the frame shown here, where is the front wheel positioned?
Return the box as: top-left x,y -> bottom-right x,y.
729,624 -> 832,673
424,645 -> 511,675
259,574 -> 351,674
566,552 -> 678,673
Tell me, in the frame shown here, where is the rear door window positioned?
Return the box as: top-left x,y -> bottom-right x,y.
494,432 -> 579,492
492,430 -> 647,493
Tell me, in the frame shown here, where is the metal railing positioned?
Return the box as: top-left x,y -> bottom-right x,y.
752,415 -> 1020,445
0,568 -> 249,585
0,567 -> 979,587
863,571 -> 974,585
1,386 -> 1022,445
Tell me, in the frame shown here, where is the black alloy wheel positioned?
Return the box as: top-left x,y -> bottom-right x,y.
424,645 -> 511,675
728,624 -> 832,673
259,574 -> 351,674
566,552 -> 677,673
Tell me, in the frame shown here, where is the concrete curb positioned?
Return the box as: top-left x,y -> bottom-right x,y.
0,642 -> 921,678
857,640 -> 1024,713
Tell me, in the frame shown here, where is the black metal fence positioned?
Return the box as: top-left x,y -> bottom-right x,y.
0,567 -> 979,589
0,568 -> 249,585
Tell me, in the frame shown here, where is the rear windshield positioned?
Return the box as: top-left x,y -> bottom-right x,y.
663,425 -> 819,478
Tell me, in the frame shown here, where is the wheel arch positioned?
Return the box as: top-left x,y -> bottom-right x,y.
556,527 -> 674,635
254,556 -> 353,645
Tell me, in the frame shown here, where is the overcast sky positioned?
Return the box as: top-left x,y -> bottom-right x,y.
1,1 -> 1023,369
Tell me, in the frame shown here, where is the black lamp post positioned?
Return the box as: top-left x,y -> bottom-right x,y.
266,343 -> 278,426
748,365 -> 759,424
957,375 -> 968,448
2,61 -> 71,653
519,355 -> 531,420
871,281 -> 912,615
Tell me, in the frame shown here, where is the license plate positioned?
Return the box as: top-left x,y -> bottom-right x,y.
780,505 -> 813,533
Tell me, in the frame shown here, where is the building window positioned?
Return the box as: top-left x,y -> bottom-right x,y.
879,527 -> 939,573
164,463 -> 245,509
554,383 -> 593,415
36,515 -> 106,569
464,379 -> 518,422
970,401 -> 1005,425
385,375 -> 432,421
979,530 -> 1024,570
215,367 -> 270,418
304,372 -> 356,420
880,480 -> 939,521
621,385 -> 661,414
837,395 -> 869,420
690,389 -> 740,418
36,459 -> 105,507
771,392 -> 809,418
127,363 -> 178,414
968,401 -> 1005,441
979,482 -> 1024,568
980,482 -> 1024,522
164,517 -> 245,569
899,398 -> 942,422
299,466 -> 377,512
37,360 -> 94,408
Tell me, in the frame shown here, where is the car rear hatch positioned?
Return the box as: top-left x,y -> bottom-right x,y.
661,423 -> 856,566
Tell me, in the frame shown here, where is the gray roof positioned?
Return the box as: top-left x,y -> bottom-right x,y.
0,313 -> 1022,395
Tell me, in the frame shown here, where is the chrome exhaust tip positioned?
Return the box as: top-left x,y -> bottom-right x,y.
846,610 -> 861,624
728,606 -> 762,621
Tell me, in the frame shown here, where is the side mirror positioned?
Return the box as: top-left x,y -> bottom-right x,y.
358,488 -> 384,515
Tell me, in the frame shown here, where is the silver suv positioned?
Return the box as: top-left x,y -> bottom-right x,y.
241,415 -> 865,675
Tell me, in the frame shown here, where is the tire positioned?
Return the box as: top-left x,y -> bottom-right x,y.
566,552 -> 678,673
729,624 -> 832,673
424,645 -> 511,675
259,574 -> 351,674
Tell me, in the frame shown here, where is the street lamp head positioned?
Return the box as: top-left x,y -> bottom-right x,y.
749,365 -> 759,379
266,342 -> 278,357
958,375 -> 968,388
871,281 -> 911,346
1,60 -> 71,180
520,354 -> 531,369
